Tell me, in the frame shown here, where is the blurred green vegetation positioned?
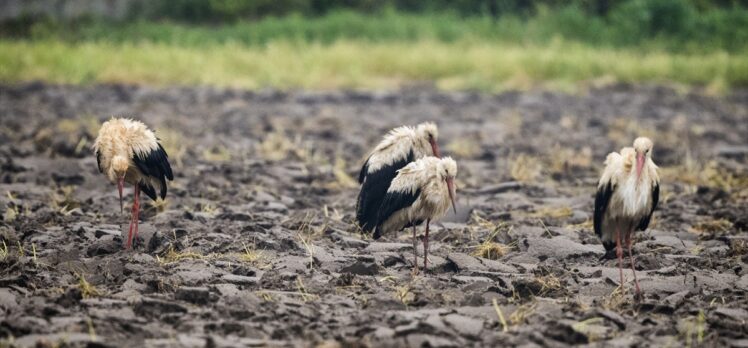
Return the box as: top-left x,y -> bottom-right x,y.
3,0 -> 748,53
1,0 -> 748,90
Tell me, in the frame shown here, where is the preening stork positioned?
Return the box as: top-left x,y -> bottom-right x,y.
356,123 -> 440,233
373,156 -> 457,273
594,137 -> 660,294
93,118 -> 174,249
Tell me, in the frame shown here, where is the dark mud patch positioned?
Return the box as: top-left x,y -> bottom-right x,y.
0,83 -> 746,347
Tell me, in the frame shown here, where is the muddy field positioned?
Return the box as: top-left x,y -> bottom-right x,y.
0,82 -> 747,347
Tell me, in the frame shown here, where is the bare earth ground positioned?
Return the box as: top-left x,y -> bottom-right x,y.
0,83 -> 747,347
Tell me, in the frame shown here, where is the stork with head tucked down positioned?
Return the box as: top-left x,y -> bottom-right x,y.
93,118 -> 174,249
373,156 -> 457,273
356,123 -> 441,233
594,137 -> 660,294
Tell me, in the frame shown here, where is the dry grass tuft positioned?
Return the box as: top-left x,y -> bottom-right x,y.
239,242 -> 263,263
566,219 -> 593,230
393,284 -> 415,307
158,246 -> 204,264
332,155 -> 357,189
679,310 -> 707,347
571,317 -> 605,342
510,154 -> 543,183
446,138 -> 481,158
50,186 -> 80,214
472,222 -> 513,260
603,285 -> 627,310
547,144 -> 593,175
0,240 -> 9,261
509,301 -> 537,325
728,239 -> 747,256
295,278 -> 319,302
536,274 -> 563,295
691,218 -> 734,234
661,157 -> 748,196
474,241 -> 511,260
3,205 -> 18,222
259,128 -> 296,161
147,198 -> 169,213
529,205 -> 573,219
201,145 -> 232,162
77,273 -> 101,299
606,117 -> 654,145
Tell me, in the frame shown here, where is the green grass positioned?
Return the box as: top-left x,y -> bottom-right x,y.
3,9 -> 748,91
1,38 -> 746,92
14,9 -> 748,53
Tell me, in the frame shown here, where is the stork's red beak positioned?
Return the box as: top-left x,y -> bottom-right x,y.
446,177 -> 457,214
430,139 -> 441,158
117,176 -> 124,213
636,153 -> 644,179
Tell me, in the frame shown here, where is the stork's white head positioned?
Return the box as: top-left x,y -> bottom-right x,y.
632,137 -> 653,179
437,157 -> 457,214
415,122 -> 440,157
110,155 -> 128,213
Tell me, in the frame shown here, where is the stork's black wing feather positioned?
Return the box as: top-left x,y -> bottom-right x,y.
95,150 -> 103,173
356,150 -> 414,233
373,187 -> 421,239
132,143 -> 173,200
636,183 -> 659,231
594,181 -> 615,252
358,157 -> 369,184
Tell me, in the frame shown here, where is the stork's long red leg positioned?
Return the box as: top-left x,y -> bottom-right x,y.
412,225 -> 418,275
626,230 -> 641,294
423,219 -> 430,271
126,193 -> 136,249
133,185 -> 140,246
616,228 -> 624,289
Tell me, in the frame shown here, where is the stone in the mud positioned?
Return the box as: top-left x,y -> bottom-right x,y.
422,314 -> 449,333
221,274 -> 259,286
333,234 -> 369,248
94,227 -> 120,238
86,238 -> 121,256
382,254 -> 404,267
0,287 -> 18,311
452,276 -> 494,284
595,309 -> 626,330
176,269 -> 215,286
14,333 -> 102,348
2,316 -> 49,335
405,334 -> 457,348
365,242 -> 411,253
340,261 -> 379,276
371,326 -> 395,339
122,279 -> 147,292
211,283 -> 240,297
134,298 -> 188,317
714,307 -> 748,322
522,236 -> 602,260
445,253 -> 486,272
443,313 -> 483,338
176,286 -> 211,304
661,290 -> 690,311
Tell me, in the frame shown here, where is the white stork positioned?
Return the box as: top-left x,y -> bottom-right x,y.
594,137 -> 660,294
372,156 -> 457,273
357,122 -> 440,233
93,118 -> 174,249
